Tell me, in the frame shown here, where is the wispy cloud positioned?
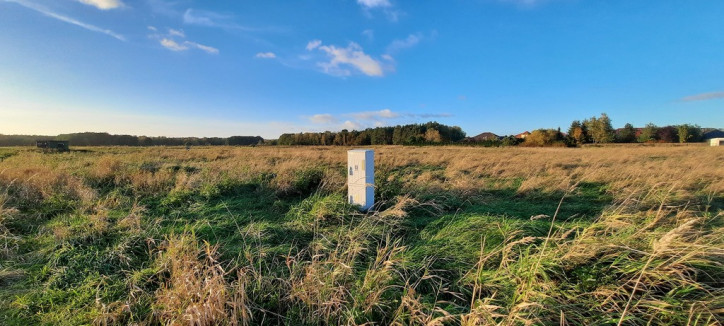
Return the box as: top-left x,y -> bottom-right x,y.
255,52 -> 276,59
147,0 -> 179,16
499,0 -> 555,8
187,41 -> 218,54
183,8 -> 224,26
387,33 -> 422,54
159,39 -> 218,54
306,40 -> 384,77
4,0 -> 125,41
357,0 -> 402,22
302,109 -> 453,131
349,109 -> 399,120
76,0 -> 124,10
308,114 -> 336,124
182,8 -> 257,31
357,0 -> 391,9
149,26 -> 218,54
306,40 -> 322,51
362,29 -> 374,41
168,28 -> 185,37
680,91 -> 724,102
160,38 -> 187,51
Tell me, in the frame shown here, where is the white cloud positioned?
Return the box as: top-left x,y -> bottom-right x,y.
680,91 -> 724,102
362,29 -> 374,41
159,39 -> 218,54
150,27 -> 218,54
350,109 -> 399,120
5,0 -> 125,41
182,8 -> 255,31
387,33 -> 422,54
306,39 -> 322,51
499,0 -> 555,7
183,8 -> 217,26
300,109 -> 453,132
308,40 -> 384,77
356,0 -> 401,22
357,0 -> 391,8
255,52 -> 276,59
342,120 -> 362,130
148,0 -> 178,16
187,41 -> 219,54
308,114 -> 336,124
76,0 -> 124,10
168,28 -> 185,37
381,54 -> 394,61
160,38 -> 187,51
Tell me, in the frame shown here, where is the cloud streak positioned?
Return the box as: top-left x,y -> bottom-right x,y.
150,26 -> 218,54
680,91 -> 724,102
386,33 -> 422,54
357,0 -> 391,9
182,8 -> 258,31
304,109 -> 453,131
76,0 -> 124,10
357,0 -> 401,22
306,40 -> 384,77
255,52 -> 276,59
4,0 -> 125,41
308,114 -> 336,124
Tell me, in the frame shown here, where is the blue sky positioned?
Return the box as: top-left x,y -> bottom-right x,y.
1,0 -> 722,138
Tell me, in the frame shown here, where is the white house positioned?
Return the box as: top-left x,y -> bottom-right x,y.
710,138 -> 724,146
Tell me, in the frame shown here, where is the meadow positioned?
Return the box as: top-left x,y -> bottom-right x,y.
0,145 -> 722,325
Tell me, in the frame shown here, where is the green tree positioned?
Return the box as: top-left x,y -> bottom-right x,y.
616,123 -> 637,143
677,124 -> 702,143
567,120 -> 587,146
584,113 -> 615,144
523,129 -> 562,147
638,123 -> 658,143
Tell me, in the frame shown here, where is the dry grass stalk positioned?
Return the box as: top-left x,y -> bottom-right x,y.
154,234 -> 250,326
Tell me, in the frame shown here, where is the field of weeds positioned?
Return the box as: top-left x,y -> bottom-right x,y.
0,145 -> 722,325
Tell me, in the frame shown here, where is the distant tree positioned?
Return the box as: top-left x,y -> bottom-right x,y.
522,129 -> 562,147
584,113 -> 615,144
638,123 -> 659,143
424,129 -> 442,142
228,136 -> 264,146
138,136 -> 154,146
567,120 -> 587,146
501,136 -> 521,146
677,124 -> 702,143
616,123 -> 637,143
657,126 -> 678,143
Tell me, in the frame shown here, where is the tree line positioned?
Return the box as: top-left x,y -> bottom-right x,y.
523,113 -> 707,147
0,132 -> 264,147
0,115 -> 716,148
277,122 -> 466,146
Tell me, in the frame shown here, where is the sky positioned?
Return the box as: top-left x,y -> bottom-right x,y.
1,0 -> 722,139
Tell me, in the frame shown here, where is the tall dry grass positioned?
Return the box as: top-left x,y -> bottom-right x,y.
0,145 -> 721,325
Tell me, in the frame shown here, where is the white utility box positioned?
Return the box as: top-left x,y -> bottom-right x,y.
348,149 -> 374,210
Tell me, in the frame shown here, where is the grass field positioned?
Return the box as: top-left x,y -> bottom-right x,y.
0,145 -> 722,325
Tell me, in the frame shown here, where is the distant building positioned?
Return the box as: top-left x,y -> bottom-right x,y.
711,138 -> 724,146
702,129 -> 724,141
515,131 -> 530,139
36,140 -> 70,152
